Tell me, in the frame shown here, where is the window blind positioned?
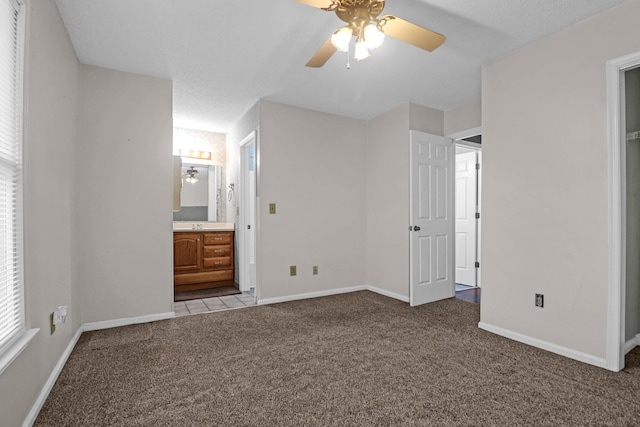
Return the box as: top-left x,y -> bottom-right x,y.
0,0 -> 24,354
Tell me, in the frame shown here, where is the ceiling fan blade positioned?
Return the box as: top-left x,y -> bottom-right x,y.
380,15 -> 446,52
306,36 -> 337,67
294,0 -> 336,10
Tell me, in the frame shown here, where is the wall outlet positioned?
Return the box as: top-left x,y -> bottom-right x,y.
535,294 -> 544,308
313,266 -> 318,275
269,203 -> 276,214
290,265 -> 296,276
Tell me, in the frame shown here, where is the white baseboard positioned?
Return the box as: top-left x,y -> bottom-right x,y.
624,334 -> 640,354
478,321 -> 608,370
366,285 -> 409,303
258,286 -> 367,305
82,312 -> 175,332
23,326 -> 83,427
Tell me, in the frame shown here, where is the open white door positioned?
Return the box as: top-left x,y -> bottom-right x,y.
410,130 -> 455,306
455,151 -> 478,286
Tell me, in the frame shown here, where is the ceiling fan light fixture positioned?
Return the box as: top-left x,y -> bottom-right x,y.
185,166 -> 199,184
354,38 -> 370,61
331,26 -> 352,52
364,22 -> 384,50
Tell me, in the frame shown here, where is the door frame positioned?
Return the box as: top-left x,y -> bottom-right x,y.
606,49 -> 640,372
239,130 -> 258,295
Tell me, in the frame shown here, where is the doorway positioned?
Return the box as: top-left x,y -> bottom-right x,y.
455,140 -> 482,288
606,51 -> 640,371
239,131 -> 257,295
624,67 -> 640,354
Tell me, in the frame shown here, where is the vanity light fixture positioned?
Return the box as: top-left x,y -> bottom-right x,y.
185,166 -> 199,184
180,149 -> 211,160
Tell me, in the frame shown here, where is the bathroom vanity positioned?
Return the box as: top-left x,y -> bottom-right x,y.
173,222 -> 235,292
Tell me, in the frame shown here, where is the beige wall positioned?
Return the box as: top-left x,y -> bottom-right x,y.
365,103 -> 446,299
444,100 -> 482,137
410,103 -> 445,136
366,105 -> 410,297
481,0 -> 640,360
258,101 -> 367,300
75,65 -> 174,323
0,1 -> 79,425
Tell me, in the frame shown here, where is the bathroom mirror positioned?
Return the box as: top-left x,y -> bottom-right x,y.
173,163 -> 222,221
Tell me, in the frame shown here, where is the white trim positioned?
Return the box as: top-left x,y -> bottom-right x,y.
455,141 -> 481,151
0,328 -> 38,376
366,285 -> 409,303
22,327 -> 82,427
479,322 -> 608,369
446,126 -> 482,142
624,334 -> 640,355
258,286 -> 367,306
606,50 -> 640,372
82,312 -> 175,332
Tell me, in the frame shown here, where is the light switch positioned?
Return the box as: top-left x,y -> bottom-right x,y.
269,203 -> 276,214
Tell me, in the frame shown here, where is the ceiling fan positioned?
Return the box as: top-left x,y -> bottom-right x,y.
295,0 -> 446,67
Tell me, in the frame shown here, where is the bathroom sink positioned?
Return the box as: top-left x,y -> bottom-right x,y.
173,222 -> 235,231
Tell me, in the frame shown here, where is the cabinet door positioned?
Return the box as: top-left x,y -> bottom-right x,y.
174,233 -> 202,272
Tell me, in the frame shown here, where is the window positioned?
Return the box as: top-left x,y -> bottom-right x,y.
0,0 -> 25,360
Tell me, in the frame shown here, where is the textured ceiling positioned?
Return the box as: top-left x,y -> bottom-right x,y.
55,0 -> 630,132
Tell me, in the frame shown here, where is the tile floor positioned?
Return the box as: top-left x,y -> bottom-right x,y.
174,291 -> 256,317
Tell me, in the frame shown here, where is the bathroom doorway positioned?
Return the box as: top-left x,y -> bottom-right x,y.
606,51 -> 640,371
239,131 -> 257,295
624,67 -> 640,356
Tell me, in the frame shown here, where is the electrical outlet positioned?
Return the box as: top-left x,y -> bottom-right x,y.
535,294 -> 544,308
313,266 -> 318,275
269,203 -> 276,214
290,265 -> 296,276
50,312 -> 56,335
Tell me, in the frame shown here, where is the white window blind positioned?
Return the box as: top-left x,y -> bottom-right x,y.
0,0 -> 24,355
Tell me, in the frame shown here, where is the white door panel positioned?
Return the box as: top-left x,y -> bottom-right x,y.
410,131 -> 455,306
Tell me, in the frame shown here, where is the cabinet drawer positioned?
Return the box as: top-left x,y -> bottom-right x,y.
203,232 -> 232,245
204,245 -> 231,258
203,256 -> 232,269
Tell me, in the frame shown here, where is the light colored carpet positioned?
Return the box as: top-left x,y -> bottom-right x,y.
35,291 -> 640,426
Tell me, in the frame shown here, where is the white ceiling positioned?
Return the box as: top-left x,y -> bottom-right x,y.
55,0 -> 630,133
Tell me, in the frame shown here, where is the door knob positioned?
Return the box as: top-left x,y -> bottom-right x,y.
414,226 -> 421,231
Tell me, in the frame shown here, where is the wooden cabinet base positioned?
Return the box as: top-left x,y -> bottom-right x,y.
174,231 -> 235,293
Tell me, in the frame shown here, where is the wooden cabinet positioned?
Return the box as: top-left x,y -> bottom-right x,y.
173,231 -> 234,292
173,233 -> 201,272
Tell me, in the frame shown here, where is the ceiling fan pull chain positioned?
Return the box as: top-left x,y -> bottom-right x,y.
346,44 -> 351,69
